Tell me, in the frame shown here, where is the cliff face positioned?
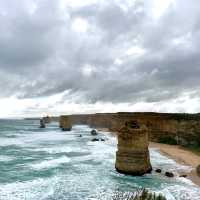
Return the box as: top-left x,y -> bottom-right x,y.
145,118 -> 200,146
60,115 -> 72,131
59,112 -> 200,146
115,121 -> 152,175
87,113 -> 200,146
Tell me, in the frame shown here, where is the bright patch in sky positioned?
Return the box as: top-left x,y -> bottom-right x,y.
152,0 -> 174,18
81,64 -> 95,76
0,98 -> 32,118
60,0 -> 96,8
71,18 -> 89,33
114,58 -> 123,65
125,46 -> 146,56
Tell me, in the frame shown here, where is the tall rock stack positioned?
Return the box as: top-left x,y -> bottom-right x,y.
60,115 -> 72,131
115,121 -> 152,175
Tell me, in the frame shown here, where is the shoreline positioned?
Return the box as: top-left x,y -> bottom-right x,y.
97,128 -> 200,186
150,142 -> 200,186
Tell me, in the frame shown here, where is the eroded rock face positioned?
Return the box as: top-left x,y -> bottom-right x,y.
58,112 -> 200,146
115,121 -> 152,175
196,165 -> 200,177
59,116 -> 72,131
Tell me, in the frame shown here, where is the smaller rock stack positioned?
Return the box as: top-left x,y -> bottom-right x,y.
59,115 -> 72,131
43,116 -> 51,123
197,165 -> 200,177
115,121 -> 152,175
40,119 -> 46,128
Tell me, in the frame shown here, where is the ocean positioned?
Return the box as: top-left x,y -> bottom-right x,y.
0,119 -> 199,200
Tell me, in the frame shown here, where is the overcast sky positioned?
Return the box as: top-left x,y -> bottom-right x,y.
0,0 -> 200,118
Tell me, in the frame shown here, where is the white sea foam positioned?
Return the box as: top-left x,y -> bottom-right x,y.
0,177 -> 58,200
0,155 -> 14,162
150,148 -> 193,173
176,176 -> 196,186
1,124 -> 200,200
32,146 -> 73,153
87,135 -> 117,164
0,138 -> 25,147
29,156 -> 70,170
159,188 -> 176,200
0,130 -> 74,148
21,131 -> 74,143
165,184 -> 200,200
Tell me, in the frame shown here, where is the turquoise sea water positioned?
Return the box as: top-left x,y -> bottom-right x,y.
0,119 -> 199,200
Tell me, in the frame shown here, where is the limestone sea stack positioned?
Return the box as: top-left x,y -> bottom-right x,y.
115,121 -> 152,175
59,115 -> 72,131
43,116 -> 51,123
40,119 -> 46,128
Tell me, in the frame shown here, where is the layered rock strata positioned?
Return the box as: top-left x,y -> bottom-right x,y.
57,112 -> 200,146
59,115 -> 72,131
115,121 -> 152,175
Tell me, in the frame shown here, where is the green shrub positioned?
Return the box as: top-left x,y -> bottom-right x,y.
159,136 -> 177,145
112,188 -> 166,200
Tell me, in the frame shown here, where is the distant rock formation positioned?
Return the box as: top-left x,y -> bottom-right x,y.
91,138 -> 105,142
58,112 -> 200,147
43,116 -> 51,123
197,165 -> 200,177
40,119 -> 46,128
155,168 -> 162,173
165,172 -> 174,178
59,115 -> 72,131
179,174 -> 187,178
91,129 -> 98,136
115,121 -> 152,175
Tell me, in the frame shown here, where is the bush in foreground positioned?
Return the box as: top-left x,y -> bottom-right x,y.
112,188 -> 166,200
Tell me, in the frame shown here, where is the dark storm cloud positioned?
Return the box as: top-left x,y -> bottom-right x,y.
0,0 -> 200,104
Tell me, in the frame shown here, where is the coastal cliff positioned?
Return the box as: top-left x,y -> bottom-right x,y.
58,112 -> 200,146
60,115 -> 72,131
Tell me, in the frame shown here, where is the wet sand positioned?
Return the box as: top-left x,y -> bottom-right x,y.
150,142 -> 200,186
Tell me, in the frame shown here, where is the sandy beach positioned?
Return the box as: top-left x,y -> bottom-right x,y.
150,142 -> 200,186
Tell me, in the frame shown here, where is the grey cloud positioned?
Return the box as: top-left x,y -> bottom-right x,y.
0,0 -> 200,107
0,0 -> 66,70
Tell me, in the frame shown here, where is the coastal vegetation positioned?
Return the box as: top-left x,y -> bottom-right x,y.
184,145 -> 200,156
158,136 -> 177,145
163,113 -> 200,121
112,189 -> 166,200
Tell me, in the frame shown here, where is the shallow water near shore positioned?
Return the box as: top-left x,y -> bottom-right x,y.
0,119 -> 199,200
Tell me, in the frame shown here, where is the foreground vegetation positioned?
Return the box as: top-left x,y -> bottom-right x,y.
112,188 -> 166,200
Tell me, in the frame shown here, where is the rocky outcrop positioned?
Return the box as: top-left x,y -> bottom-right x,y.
59,115 -> 72,131
165,172 -> 174,178
197,165 -> 200,177
91,129 -> 98,136
40,119 -> 45,128
115,121 -> 152,175
155,169 -> 162,173
43,116 -> 51,123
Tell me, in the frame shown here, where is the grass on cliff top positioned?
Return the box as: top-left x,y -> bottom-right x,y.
112,189 -> 166,200
164,113 -> 200,121
158,136 -> 177,145
158,136 -> 200,156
